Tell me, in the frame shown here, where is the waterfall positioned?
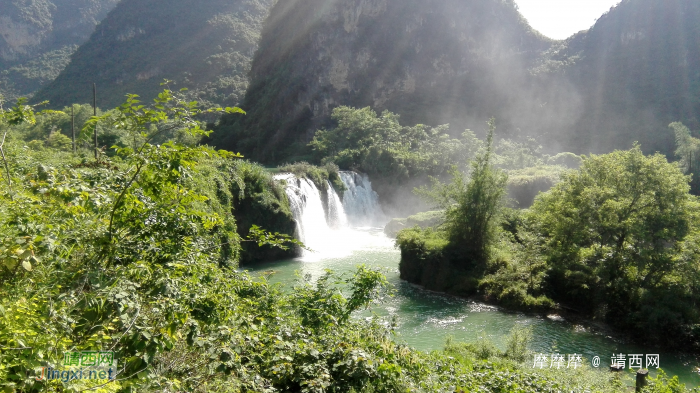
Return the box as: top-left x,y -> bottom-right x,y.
339,171 -> 385,227
283,177 -> 327,246
275,171 -> 386,260
276,175 -> 348,258
325,180 -> 348,229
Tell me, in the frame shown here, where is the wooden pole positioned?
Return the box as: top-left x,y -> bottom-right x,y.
636,369 -> 648,392
93,83 -> 98,160
71,105 -> 75,154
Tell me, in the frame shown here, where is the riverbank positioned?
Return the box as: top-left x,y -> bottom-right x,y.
396,224 -> 700,356
395,148 -> 700,356
241,165 -> 700,387
247,226 -> 700,388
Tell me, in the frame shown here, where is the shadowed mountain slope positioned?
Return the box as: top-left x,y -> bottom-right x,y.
0,0 -> 120,101
212,0 -> 700,162
213,0 -> 555,162
33,0 -> 273,109
562,0 -> 700,154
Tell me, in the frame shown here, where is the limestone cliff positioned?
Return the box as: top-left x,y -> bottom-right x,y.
213,0 -> 554,162
213,0 -> 700,162
559,0 -> 700,154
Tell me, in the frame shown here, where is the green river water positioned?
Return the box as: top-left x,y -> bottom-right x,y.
246,226 -> 700,387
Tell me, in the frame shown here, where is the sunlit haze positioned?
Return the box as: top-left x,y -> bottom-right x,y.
515,0 -> 622,40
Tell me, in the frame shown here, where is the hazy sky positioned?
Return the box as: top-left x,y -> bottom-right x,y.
515,0 -> 622,40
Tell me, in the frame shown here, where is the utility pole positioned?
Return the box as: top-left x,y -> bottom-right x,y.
71,105 -> 75,154
93,83 -> 98,161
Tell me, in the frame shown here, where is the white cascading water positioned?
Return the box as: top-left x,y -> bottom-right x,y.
325,180 -> 348,229
339,171 -> 385,227
275,172 -> 386,261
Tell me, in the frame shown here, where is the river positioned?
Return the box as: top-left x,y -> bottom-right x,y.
248,173 -> 700,387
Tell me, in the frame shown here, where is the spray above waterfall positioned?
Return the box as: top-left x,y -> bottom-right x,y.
275,171 -> 387,260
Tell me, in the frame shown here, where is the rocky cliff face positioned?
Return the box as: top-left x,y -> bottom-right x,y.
561,0 -> 700,154
32,0 -> 274,109
214,0 -> 700,162
0,0 -> 119,100
214,0 -> 555,162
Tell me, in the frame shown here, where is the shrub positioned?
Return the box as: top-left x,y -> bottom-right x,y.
506,165 -> 565,207
278,161 -> 346,194
45,131 -> 72,151
26,139 -> 44,151
546,152 -> 582,168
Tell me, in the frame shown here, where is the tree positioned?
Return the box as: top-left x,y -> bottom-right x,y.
531,146 -> 700,334
0,97 -> 45,197
309,106 -> 473,179
0,88 -> 308,390
670,121 -> 700,194
45,131 -> 72,151
419,118 -> 508,269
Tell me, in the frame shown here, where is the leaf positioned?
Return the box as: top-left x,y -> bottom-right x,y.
22,260 -> 32,271
2,258 -> 18,270
224,107 -> 246,115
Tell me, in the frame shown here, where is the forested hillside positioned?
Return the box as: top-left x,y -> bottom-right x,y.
0,0 -> 119,100
212,0 -> 700,163
33,0 -> 274,109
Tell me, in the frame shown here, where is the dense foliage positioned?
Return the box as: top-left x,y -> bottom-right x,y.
304,106 -> 575,215
5,94 -> 692,393
417,119 -> 508,269
277,161 -> 346,195
307,106 -> 486,216
32,0 -> 274,110
227,160 -> 300,264
398,145 -> 700,350
671,122 -> 700,195
309,107 -> 478,180
398,147 -> 700,345
531,146 -> 700,344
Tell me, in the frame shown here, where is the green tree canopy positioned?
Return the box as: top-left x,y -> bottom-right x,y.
309,106 -> 477,179
670,121 -> 700,194
531,146 -> 700,334
418,119 -> 508,269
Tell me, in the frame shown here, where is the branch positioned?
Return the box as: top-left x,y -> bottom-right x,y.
141,123 -> 184,151
108,164 -> 144,243
109,307 -> 141,351
0,129 -> 13,199
0,345 -> 33,350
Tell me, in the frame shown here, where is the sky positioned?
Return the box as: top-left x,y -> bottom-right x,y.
515,0 -> 622,40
